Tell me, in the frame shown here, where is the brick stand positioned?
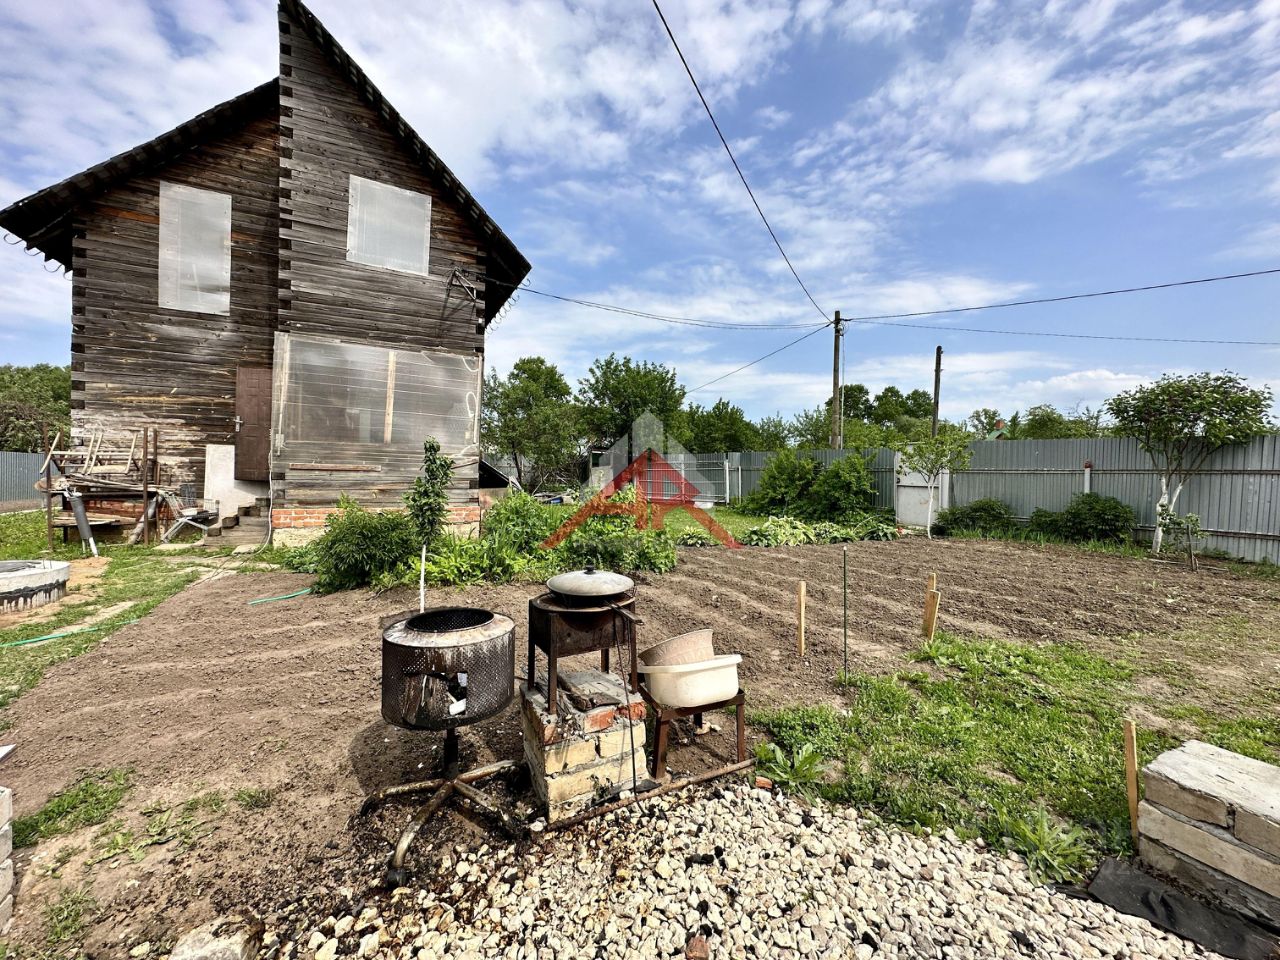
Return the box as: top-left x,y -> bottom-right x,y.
1138,739 -> 1280,929
521,670 -> 648,823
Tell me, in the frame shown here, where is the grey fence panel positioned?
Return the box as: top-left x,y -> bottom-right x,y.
0,451 -> 45,508
730,448 -> 896,510
949,437 -> 1280,563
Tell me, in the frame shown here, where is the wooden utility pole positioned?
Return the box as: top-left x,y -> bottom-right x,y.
931,345 -> 943,438
829,311 -> 844,449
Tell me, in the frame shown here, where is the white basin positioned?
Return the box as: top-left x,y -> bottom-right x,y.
638,654 -> 741,708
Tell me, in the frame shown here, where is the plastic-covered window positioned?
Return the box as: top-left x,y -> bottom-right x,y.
158,182 -> 231,314
273,335 -> 479,456
347,175 -> 431,275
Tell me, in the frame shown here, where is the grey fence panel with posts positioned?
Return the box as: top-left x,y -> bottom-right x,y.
949,437 -> 1280,564
0,451 -> 45,510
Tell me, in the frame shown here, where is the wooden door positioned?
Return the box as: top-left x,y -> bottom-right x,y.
235,366 -> 272,482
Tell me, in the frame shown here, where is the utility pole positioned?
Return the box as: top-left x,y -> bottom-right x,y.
829,310 -> 844,449
931,345 -> 943,438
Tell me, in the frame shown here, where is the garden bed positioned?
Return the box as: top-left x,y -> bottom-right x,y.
1,536 -> 1276,950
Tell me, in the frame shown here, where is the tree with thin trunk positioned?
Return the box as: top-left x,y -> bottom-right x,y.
1106,372 -> 1272,554
894,433 -> 973,539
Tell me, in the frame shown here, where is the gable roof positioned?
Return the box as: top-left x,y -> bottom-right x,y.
0,0 -> 530,323
278,0 -> 529,323
0,80 -> 278,270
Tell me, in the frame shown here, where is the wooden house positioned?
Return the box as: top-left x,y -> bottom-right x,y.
0,0 -> 529,543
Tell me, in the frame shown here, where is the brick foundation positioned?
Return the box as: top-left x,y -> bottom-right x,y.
521,671 -> 649,822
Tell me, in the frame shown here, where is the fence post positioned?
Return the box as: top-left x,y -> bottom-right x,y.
1083,460 -> 1092,494
723,455 -> 730,505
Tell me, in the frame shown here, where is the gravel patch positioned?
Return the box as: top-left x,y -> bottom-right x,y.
270,783 -> 1220,960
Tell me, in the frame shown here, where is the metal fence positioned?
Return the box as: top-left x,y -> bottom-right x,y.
0,451 -> 44,510
733,449 -> 897,509
951,437 -> 1280,563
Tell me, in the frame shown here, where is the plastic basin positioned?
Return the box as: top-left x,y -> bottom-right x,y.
639,629 -> 715,667
638,654 -> 741,708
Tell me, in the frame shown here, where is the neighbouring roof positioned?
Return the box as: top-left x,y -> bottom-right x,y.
0,0 -> 530,323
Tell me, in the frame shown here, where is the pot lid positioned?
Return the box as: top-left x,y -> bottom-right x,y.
546,564 -> 634,598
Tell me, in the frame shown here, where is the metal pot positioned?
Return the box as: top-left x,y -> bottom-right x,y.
545,564 -> 635,609
381,607 -> 515,731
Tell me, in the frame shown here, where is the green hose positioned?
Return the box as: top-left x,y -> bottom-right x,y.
248,588 -> 312,605
1,619 -> 140,649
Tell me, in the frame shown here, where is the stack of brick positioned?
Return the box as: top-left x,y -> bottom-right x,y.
1138,740 -> 1280,930
0,785 -> 12,932
520,669 -> 647,823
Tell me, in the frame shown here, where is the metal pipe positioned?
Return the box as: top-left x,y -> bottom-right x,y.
545,758 -> 755,832
359,758 -> 519,815
389,782 -> 454,871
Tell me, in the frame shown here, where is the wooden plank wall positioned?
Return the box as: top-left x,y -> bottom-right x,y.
70,113 -> 280,493
277,7 -> 487,511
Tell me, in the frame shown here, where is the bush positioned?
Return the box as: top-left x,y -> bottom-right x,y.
932,498 -> 1016,537
741,450 -> 820,517
740,516 -> 817,547
557,528 -> 678,574
802,454 -> 877,520
1056,493 -> 1135,543
674,527 -> 719,546
310,496 -> 417,593
482,492 -> 562,552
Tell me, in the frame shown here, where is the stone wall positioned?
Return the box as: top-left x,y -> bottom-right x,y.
1138,740 -> 1280,930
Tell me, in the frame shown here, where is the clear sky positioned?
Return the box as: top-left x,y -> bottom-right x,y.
1,0 -> 1277,423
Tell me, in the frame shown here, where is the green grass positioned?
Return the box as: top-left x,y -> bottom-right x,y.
43,886 -> 95,947
13,769 -> 132,848
233,787 -> 274,810
0,549 -> 203,717
658,506 -> 757,540
0,510 -> 82,562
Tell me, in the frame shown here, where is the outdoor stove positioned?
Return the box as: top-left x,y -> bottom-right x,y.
362,606 -> 524,887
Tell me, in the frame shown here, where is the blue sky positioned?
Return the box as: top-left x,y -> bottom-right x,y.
1,0 -> 1277,423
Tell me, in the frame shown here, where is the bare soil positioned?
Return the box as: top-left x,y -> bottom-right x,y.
3,538 -> 1277,952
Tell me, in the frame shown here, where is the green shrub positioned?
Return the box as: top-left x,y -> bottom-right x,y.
279,543 -> 318,574
811,514 -> 899,543
932,498 -> 1016,537
557,528 -> 678,574
741,450 -> 820,517
1028,494 -> 1136,543
482,492 -> 561,551
310,496 -> 417,593
674,527 -> 719,546
740,516 -> 817,546
802,454 -> 877,520
754,741 -> 830,802
404,438 -> 454,545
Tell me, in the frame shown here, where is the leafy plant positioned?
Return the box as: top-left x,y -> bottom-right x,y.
482,491 -> 563,551
310,496 -> 417,593
741,450 -> 820,517
754,741 -> 830,801
14,769 -> 132,848
992,804 -> 1094,884
932,498 -> 1016,537
234,788 -> 275,810
674,527 -> 719,546
404,438 -> 455,546
44,885 -> 95,947
1033,493 -> 1136,543
740,515 -> 817,546
895,434 -> 974,538
1159,506 -> 1203,569
802,454 -> 877,520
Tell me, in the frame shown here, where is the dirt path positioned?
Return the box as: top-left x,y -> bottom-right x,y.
2,537 -> 1276,951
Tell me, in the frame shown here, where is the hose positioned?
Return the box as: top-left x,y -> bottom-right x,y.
247,588 -> 311,606
1,619 -> 140,648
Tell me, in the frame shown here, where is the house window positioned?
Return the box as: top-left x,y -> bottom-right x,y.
346,175 -> 431,275
158,181 -> 231,314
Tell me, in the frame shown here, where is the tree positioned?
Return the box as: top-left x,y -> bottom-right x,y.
482,357 -> 581,493
903,388 -> 934,420
576,354 -> 685,450
1106,372 -> 1272,553
968,408 -> 1002,436
754,414 -> 790,450
895,432 -> 973,539
0,363 -> 71,452
685,399 -> 760,453
870,386 -> 907,426
787,406 -> 831,448
826,383 -> 872,422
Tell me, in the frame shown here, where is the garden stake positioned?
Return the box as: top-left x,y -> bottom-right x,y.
923,572 -> 936,633
923,588 -> 941,641
1123,718 -> 1140,846
842,547 -> 848,677
796,580 -> 806,657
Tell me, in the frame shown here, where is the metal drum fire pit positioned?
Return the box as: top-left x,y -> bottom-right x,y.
363,606 -> 524,887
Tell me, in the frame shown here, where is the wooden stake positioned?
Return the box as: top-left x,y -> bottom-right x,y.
1123,718 -> 1140,847
923,588 -> 941,641
796,580 -> 807,657
924,572 -> 937,632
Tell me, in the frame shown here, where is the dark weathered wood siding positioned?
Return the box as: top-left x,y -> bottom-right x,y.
69,112 -> 280,493
276,6 -> 485,510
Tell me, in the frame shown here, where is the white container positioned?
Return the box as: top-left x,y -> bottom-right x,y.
640,629 -> 715,667
638,654 -> 742,708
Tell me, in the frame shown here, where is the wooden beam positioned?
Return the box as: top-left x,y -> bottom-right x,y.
923,588 -> 941,641
1124,718 -> 1140,847
383,350 -> 397,444
796,580 -> 807,657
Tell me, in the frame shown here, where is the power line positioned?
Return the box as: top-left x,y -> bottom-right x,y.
649,0 -> 829,322
842,267 -> 1280,325
513,285 -> 827,330
688,322 -> 833,393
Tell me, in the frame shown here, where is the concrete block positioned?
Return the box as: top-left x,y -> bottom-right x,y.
0,787 -> 10,826
1143,740 -> 1280,837
1236,807 -> 1280,860
0,859 -> 11,902
522,712 -> 597,773
594,721 -> 646,758
1140,836 -> 1280,929
1145,770 -> 1231,828
1138,801 -> 1280,899
532,746 -> 646,806
520,687 -> 562,745
0,893 -> 10,933
0,823 -> 10,862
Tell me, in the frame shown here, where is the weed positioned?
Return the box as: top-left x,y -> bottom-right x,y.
14,770 -> 131,848
44,886 -> 95,946
233,788 -> 274,810
992,804 -> 1095,884
754,742 -> 830,801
